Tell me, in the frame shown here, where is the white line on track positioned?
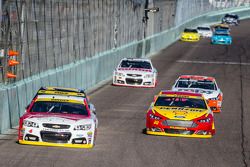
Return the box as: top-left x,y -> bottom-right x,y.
177,60 -> 250,66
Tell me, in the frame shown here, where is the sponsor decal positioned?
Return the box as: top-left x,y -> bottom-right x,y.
174,115 -> 186,119
87,132 -> 93,137
170,126 -> 186,130
43,128 -> 70,132
76,134 -> 84,137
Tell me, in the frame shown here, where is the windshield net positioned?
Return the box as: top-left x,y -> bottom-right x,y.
155,96 -> 207,109
197,27 -> 210,31
225,14 -> 238,19
184,29 -> 198,33
176,80 -> 217,90
30,101 -> 89,116
120,60 -> 152,69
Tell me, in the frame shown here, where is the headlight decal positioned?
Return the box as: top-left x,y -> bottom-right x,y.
149,113 -> 161,120
115,71 -> 125,77
198,117 -> 211,123
23,120 -> 39,128
144,73 -> 154,78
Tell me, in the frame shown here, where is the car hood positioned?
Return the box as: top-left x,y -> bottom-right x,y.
23,112 -> 91,124
172,88 -> 219,99
182,32 -> 199,37
152,106 -> 208,120
212,35 -> 231,39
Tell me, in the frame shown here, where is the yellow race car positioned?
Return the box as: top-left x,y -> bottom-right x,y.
180,28 -> 200,42
146,90 -> 215,138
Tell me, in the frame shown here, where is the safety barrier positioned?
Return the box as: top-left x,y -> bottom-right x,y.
0,6 -> 250,133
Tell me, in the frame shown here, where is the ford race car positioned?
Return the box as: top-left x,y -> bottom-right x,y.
212,24 -> 230,33
211,28 -> 232,45
146,91 -> 215,138
180,28 -> 200,42
197,26 -> 213,38
172,75 -> 223,113
113,58 -> 157,87
18,87 -> 98,148
222,13 -> 239,25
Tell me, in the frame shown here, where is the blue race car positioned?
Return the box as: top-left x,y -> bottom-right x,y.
211,29 -> 232,45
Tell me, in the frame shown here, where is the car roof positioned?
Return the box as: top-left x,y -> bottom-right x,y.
214,23 -> 229,28
197,26 -> 211,29
178,75 -> 215,81
158,90 -> 203,98
225,13 -> 238,17
37,87 -> 86,98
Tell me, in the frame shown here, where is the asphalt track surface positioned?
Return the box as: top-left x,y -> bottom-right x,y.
0,20 -> 250,167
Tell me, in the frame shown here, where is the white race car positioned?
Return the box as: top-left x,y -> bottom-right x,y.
171,75 -> 223,113
18,87 -> 98,148
113,58 -> 158,87
197,26 -> 213,38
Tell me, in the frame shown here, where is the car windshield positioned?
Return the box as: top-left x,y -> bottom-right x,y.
120,60 -> 152,69
154,96 -> 207,109
197,27 -> 210,31
225,14 -> 238,19
214,26 -> 228,30
176,80 -> 217,90
214,32 -> 229,36
30,101 -> 89,116
184,29 -> 198,33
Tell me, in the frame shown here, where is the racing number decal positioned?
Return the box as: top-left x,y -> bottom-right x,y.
153,121 -> 159,125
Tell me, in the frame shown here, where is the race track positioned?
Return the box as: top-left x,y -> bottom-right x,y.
0,19 -> 250,167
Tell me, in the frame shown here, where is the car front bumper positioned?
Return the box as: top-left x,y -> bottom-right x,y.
113,76 -> 156,88
19,140 -> 93,148
211,40 -> 232,45
146,119 -> 215,138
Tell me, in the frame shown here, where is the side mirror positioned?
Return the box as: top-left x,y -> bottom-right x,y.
89,103 -> 96,112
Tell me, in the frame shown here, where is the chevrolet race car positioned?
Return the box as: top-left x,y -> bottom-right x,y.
18,87 -> 98,148
222,13 -> 239,25
180,28 -> 200,42
197,26 -> 213,38
172,75 -> 223,112
146,91 -> 215,138
211,28 -> 232,45
113,58 -> 158,87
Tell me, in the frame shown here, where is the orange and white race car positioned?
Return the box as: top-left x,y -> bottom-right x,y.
172,75 -> 223,113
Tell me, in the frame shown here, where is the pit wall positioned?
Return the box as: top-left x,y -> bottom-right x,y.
0,6 -> 250,133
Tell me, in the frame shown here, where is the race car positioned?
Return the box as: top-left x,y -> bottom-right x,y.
197,26 -> 213,38
18,87 -> 98,148
222,13 -> 239,25
172,75 -> 223,112
211,28 -> 232,45
146,91 -> 215,138
212,24 -> 230,33
180,28 -> 200,42
112,58 -> 158,87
